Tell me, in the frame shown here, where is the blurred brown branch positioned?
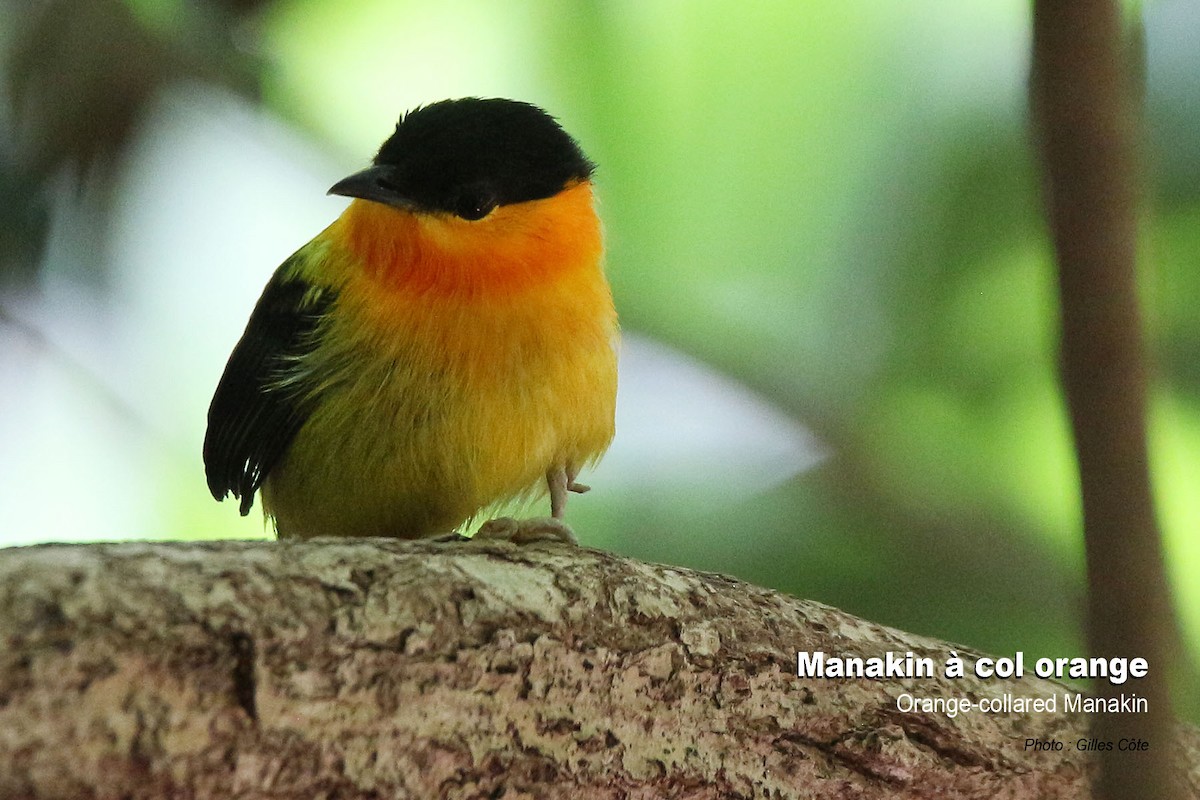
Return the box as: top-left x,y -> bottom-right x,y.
2,0 -> 265,282
1031,2 -> 1182,800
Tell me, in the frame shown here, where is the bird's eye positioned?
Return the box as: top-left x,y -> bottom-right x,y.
453,191 -> 497,221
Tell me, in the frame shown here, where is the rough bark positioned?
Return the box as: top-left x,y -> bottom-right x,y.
1,539 -> 1196,799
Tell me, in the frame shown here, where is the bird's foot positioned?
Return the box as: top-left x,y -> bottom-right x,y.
427,532 -> 471,543
474,516 -> 579,546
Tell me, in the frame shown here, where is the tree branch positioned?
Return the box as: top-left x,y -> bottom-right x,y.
1,540 -> 1197,799
1030,3 -> 1182,800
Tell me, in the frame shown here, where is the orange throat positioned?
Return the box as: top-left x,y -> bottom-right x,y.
327,181 -> 603,299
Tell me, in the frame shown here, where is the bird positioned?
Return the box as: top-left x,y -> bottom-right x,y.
203,98 -> 617,543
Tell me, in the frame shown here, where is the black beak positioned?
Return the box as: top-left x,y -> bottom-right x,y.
327,165 -> 418,211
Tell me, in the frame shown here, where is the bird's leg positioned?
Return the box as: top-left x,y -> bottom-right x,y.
566,463 -> 590,500
552,463 -> 594,523
548,465 -> 568,518
474,465 -> 582,545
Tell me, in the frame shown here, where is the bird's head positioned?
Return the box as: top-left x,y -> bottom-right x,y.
329,98 -> 595,222
326,98 -> 601,293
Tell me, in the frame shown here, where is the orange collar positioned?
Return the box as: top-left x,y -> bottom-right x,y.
328,181 -> 602,299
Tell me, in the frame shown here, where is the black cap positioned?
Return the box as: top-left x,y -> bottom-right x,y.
328,98 -> 594,221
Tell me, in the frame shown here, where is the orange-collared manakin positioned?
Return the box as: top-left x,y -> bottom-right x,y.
203,98 -> 617,542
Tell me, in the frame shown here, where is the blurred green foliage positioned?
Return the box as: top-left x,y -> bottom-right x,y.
3,0 -> 1198,720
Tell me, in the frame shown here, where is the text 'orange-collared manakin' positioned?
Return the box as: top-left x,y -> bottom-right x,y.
204,98 -> 618,542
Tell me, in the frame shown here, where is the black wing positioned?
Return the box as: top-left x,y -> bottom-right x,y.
203,257 -> 336,515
